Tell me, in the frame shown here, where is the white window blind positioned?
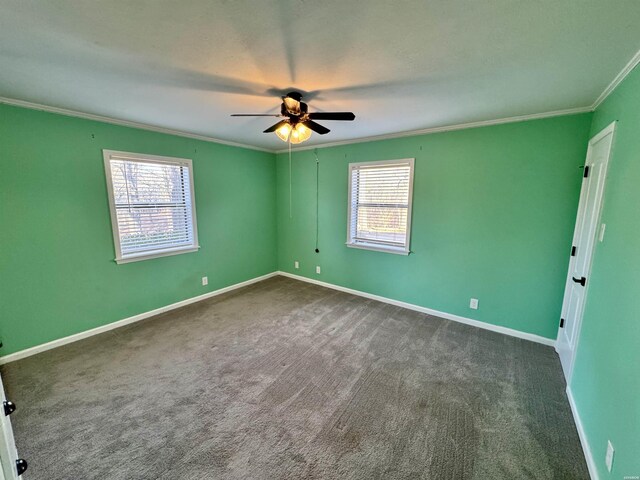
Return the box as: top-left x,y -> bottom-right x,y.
103,150 -> 199,263
347,158 -> 414,254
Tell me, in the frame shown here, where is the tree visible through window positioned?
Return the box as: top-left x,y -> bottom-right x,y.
347,159 -> 414,254
103,150 -> 199,263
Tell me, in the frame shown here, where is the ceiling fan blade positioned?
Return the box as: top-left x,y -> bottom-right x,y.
264,120 -> 289,133
231,114 -> 281,117
308,112 -> 355,121
302,120 -> 330,135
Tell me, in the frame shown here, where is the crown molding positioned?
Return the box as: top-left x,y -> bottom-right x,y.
0,96 -> 274,153
274,106 -> 592,154
591,46 -> 640,110
273,46 -> 640,153
4,45 -> 639,155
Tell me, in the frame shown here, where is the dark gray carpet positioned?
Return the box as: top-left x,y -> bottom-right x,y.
1,276 -> 588,479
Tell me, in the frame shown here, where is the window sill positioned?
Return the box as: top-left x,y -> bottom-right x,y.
346,242 -> 409,256
115,245 -> 200,264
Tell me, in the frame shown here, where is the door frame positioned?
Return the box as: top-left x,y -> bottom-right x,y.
556,121 -> 616,381
0,374 -> 21,480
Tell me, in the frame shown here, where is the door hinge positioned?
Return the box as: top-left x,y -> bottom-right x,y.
16,458 -> 28,476
571,246 -> 577,256
3,400 -> 16,416
560,318 -> 565,328
583,166 -> 590,178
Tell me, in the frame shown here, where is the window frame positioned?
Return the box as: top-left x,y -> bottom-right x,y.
103,149 -> 200,264
346,158 -> 415,255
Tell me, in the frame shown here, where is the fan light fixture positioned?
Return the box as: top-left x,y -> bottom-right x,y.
275,123 -> 291,142
231,91 -> 355,144
275,122 -> 312,144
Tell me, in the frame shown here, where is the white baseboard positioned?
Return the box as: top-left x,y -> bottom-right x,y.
0,272 -> 278,365
277,271 -> 556,347
566,386 -> 599,480
0,269 -> 555,364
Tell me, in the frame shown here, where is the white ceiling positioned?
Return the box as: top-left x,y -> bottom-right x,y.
1,1 -> 640,151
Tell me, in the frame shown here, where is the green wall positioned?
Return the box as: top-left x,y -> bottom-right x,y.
0,106 -> 595,355
569,64 -> 640,478
276,114 -> 593,339
0,104 -> 277,356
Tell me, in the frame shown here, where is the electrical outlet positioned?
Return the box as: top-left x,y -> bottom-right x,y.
605,440 -> 614,472
202,276 -> 208,286
470,298 -> 479,310
294,261 -> 299,269
316,266 -> 321,274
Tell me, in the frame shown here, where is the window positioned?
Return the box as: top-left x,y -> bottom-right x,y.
347,158 -> 415,255
103,150 -> 199,264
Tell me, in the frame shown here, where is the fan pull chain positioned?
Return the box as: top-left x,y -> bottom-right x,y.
315,149 -> 320,253
289,138 -> 292,219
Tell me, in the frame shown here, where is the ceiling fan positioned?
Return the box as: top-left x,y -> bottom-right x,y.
231,91 -> 355,144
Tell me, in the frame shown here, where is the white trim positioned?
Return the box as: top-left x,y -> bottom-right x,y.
275,107 -> 592,153
277,271 -> 556,346
346,242 -> 410,255
103,149 -> 200,264
0,376 -> 20,480
566,386 -> 599,480
114,245 -> 200,264
0,98 -> 602,155
346,158 -> 415,255
0,272 -> 278,365
589,120 -> 617,145
0,96 -> 272,153
591,47 -> 640,110
556,121 -> 616,381
0,269 -> 556,365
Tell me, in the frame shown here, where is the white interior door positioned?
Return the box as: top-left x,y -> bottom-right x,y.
0,373 -> 24,480
557,121 -> 616,380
